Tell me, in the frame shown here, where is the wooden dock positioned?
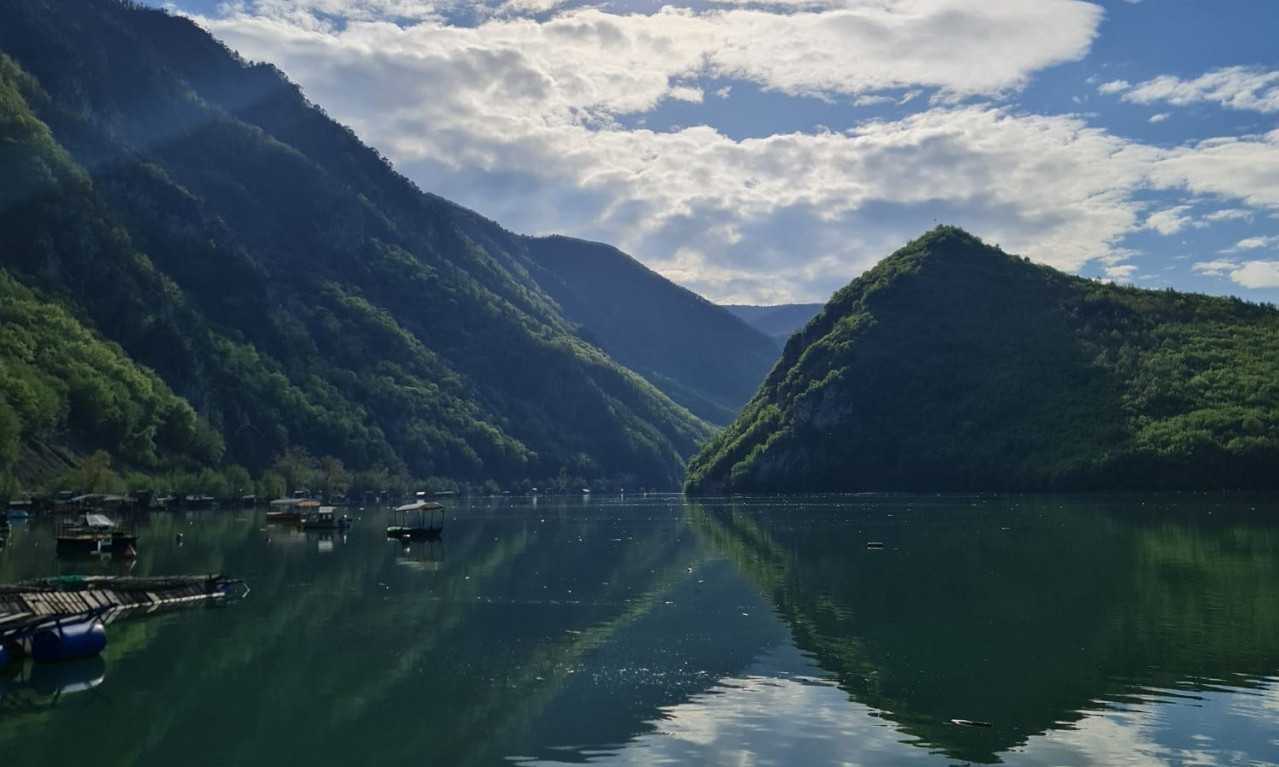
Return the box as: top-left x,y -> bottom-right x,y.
0,575 -> 247,637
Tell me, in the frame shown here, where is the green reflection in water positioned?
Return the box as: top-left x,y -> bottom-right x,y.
687,493 -> 1279,764
2,494 -> 1277,766
0,497 -> 771,766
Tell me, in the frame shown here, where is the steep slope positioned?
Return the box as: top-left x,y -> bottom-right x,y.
686,227 -> 1279,493
723,304 -> 823,348
522,235 -> 779,425
0,0 -> 712,491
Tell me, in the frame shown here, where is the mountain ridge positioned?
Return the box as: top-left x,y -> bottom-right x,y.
686,226 -> 1279,493
0,0 -> 775,494
522,234 -> 779,425
722,303 -> 824,348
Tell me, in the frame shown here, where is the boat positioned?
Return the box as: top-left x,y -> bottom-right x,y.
300,506 -> 351,530
266,497 -> 319,523
54,513 -> 138,557
387,500 -> 445,540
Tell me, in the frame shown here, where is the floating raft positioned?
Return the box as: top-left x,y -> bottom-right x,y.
0,574 -> 248,636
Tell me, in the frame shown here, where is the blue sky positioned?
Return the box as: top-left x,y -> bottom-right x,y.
151,0 -> 1279,305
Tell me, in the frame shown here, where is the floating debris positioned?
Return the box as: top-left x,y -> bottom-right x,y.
866,541 -> 885,550
950,718 -> 993,728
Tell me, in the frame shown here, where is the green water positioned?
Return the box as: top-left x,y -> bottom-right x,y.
2,494 -> 1278,766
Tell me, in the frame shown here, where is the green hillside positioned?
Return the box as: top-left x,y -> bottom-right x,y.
523,235 -> 779,425
686,226 -> 1279,493
0,0 -> 716,494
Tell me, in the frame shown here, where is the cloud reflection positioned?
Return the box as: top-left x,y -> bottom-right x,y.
512,646 -> 1279,766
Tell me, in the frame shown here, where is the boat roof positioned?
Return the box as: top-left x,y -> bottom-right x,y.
269,498 -> 321,507
76,513 -> 118,528
395,500 -> 444,512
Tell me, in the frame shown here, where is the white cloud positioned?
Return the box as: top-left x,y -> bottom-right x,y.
1143,205 -> 1194,235
1192,259 -> 1237,276
1111,66 -> 1279,113
1149,131 -> 1279,211
1104,263 -> 1138,280
1223,235 -> 1279,252
181,1 -> 1279,302
1193,253 -> 1279,288
1148,112 -> 1169,123
1204,208 -> 1253,223
1230,260 -> 1279,288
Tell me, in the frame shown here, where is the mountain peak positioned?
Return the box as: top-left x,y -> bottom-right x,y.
686,229 -> 1279,493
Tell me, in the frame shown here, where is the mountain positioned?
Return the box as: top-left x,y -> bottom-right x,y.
722,303 -> 823,348
685,226 -> 1279,493
0,0 -> 720,493
522,235 -> 779,425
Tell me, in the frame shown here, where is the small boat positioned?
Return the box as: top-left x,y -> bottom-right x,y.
300,506 -> 351,530
54,513 -> 138,557
387,500 -> 445,540
266,498 -> 319,523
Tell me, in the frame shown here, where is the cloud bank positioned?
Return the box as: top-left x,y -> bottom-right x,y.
188,1 -> 1279,302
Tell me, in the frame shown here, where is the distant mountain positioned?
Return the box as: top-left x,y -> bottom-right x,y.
722,304 -> 823,347
523,236 -> 779,425
0,0 -> 717,492
686,226 -> 1279,493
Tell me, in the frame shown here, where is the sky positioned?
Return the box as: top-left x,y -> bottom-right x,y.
148,0 -> 1279,306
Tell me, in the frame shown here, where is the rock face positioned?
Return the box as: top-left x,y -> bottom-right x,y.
685,226 -> 1279,493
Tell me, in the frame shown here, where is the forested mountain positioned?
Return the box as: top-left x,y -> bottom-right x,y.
686,226 -> 1279,493
722,303 -> 823,348
0,0 -> 724,494
522,235 -> 779,425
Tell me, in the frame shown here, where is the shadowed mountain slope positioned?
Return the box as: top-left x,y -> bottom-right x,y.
522,235 -> 780,426
0,0 -> 719,491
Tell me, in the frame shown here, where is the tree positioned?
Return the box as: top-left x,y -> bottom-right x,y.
319,455 -> 349,501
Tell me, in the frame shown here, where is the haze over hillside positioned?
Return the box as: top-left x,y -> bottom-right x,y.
723,304 -> 824,348
523,236 -> 779,426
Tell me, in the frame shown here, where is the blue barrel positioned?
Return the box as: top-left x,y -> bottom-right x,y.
0,642 -> 9,671
30,618 -> 107,663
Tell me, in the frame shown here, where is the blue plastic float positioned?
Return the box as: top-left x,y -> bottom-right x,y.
29,616 -> 107,663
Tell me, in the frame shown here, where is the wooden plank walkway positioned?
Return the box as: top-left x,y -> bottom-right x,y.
0,575 -> 244,635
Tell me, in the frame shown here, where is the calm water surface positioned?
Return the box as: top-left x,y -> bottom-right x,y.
2,494 -> 1278,766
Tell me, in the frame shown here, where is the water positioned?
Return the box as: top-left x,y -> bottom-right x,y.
2,493 -> 1278,766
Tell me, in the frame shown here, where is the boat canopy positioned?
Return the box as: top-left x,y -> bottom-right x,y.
75,514 -> 118,529
269,498 -> 320,507
395,501 -> 444,512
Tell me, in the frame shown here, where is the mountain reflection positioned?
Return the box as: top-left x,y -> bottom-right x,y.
3,495 -> 1278,766
687,494 -> 1279,764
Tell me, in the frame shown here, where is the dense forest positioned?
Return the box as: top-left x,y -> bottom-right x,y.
686,226 -> 1279,493
0,0 -> 787,498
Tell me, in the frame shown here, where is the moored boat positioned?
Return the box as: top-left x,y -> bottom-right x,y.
387,500 -> 445,540
54,513 -> 137,557
266,497 -> 319,523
